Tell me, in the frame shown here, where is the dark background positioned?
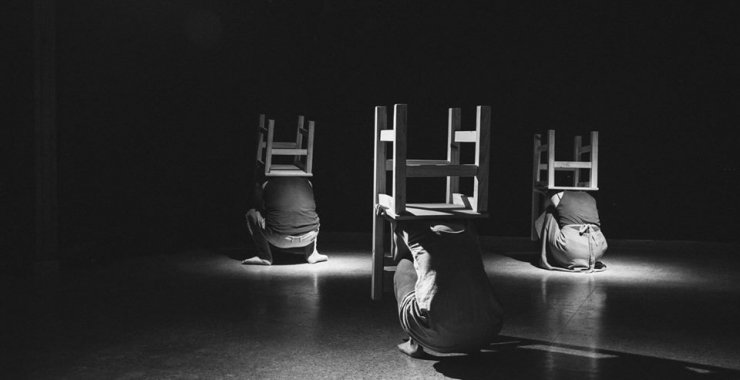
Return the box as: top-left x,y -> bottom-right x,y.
6,1 -> 740,264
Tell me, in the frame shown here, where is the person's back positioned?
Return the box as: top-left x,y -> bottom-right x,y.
262,177 -> 320,235
555,191 -> 600,227
395,222 -> 503,355
243,177 -> 326,265
537,190 -> 607,271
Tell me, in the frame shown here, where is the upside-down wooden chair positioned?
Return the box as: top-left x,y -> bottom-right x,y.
531,129 -> 599,240
371,104 -> 491,300
255,114 -> 315,178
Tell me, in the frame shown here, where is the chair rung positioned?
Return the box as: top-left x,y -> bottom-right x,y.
385,159 -> 449,169
271,148 -> 308,155
384,159 -> 478,177
406,164 -> 478,178
272,142 -> 299,149
553,161 -> 592,169
454,131 -> 477,143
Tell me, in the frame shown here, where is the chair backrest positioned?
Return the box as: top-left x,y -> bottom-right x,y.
533,129 -> 598,191
255,114 -> 314,177
373,104 -> 490,217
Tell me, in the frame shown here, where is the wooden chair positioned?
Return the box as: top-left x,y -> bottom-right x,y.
255,114 -> 315,177
530,129 -> 599,239
371,104 -> 491,300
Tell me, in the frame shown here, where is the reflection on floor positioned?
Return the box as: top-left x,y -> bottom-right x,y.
22,236 -> 740,379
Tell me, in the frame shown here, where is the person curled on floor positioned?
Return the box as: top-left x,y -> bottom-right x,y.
243,176 -> 327,265
534,190 -> 607,272
386,215 -> 503,357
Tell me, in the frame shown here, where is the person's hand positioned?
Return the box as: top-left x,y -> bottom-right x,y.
256,211 -> 265,229
374,204 -> 387,217
246,209 -> 266,230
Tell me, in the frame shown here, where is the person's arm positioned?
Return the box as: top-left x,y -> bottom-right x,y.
250,181 -> 266,211
534,192 -> 563,239
246,181 -> 267,229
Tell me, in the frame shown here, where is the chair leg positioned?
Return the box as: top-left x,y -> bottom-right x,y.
371,214 -> 385,301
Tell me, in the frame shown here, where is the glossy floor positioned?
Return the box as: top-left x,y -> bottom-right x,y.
22,237 -> 740,379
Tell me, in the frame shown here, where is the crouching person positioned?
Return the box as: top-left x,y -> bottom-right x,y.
535,190 -> 607,272
392,220 -> 503,357
243,177 -> 327,265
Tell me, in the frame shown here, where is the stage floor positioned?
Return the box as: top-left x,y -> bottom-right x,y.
21,236 -> 740,379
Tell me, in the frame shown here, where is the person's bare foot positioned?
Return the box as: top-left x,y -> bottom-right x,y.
398,339 -> 425,358
306,251 -> 328,264
241,256 -> 272,265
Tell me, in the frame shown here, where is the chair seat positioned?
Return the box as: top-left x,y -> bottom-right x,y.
265,164 -> 312,177
380,203 -> 488,220
534,183 -> 599,191
256,114 -> 315,177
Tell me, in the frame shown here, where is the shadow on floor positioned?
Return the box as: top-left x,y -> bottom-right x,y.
428,335 -> 739,380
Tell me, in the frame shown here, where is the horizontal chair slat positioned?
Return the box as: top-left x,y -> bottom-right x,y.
454,131 -> 477,143
385,159 -> 450,170
271,148 -> 308,155
553,161 -> 592,169
380,130 -> 395,142
406,164 -> 478,178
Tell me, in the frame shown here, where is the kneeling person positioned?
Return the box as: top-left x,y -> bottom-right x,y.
393,221 -> 503,357
535,190 -> 607,272
243,177 -> 327,265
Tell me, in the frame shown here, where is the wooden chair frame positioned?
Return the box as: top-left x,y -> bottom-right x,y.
530,129 -> 599,239
256,114 -> 315,177
371,104 -> 491,300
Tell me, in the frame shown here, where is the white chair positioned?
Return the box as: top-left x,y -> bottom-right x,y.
256,114 -> 315,177
371,104 -> 491,300
531,130 -> 599,239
